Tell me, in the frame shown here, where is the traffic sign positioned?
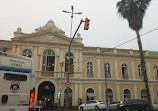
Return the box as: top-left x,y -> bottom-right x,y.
65,82 -> 71,87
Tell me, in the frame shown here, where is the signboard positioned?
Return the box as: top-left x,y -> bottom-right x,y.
65,82 -> 71,88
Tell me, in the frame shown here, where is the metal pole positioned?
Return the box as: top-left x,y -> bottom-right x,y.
65,20 -> 84,111
63,7 -> 82,110
105,72 -> 108,108
59,62 -> 63,110
70,5 -> 74,38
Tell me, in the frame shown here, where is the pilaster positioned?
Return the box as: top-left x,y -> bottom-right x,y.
115,60 -> 119,79
97,58 -> 101,78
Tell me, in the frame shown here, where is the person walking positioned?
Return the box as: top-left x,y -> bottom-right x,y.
42,99 -> 47,110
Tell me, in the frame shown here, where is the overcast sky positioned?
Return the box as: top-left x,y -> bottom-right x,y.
0,0 -> 158,51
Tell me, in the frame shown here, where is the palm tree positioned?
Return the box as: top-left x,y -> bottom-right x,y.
116,0 -> 152,110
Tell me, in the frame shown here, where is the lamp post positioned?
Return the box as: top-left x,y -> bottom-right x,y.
105,70 -> 109,108
63,6 -> 82,111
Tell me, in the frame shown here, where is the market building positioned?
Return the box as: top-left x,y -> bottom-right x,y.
0,19 -> 158,108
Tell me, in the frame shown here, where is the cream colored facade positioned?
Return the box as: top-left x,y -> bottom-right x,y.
0,20 -> 158,107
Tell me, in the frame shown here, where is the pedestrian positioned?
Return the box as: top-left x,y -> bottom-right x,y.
42,99 -> 47,110
39,100 -> 42,106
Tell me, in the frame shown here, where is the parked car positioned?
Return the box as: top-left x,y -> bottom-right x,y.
153,102 -> 158,110
78,100 -> 107,111
106,101 -> 123,111
119,99 -> 147,111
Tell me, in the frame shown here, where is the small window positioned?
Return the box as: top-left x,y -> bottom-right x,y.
138,64 -> 143,79
87,62 -> 93,78
154,65 -> 158,80
4,73 -> 27,81
122,64 -> 128,79
104,63 -> 111,78
22,49 -> 32,58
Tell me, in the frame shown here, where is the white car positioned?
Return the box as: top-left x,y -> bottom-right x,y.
78,100 -> 106,111
153,103 -> 158,109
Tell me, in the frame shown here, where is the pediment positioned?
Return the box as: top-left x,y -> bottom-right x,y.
12,31 -> 80,45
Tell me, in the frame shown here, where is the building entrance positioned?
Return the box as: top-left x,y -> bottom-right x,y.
64,88 -> 72,108
37,81 -> 55,109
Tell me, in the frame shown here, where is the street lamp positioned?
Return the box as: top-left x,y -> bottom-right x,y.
63,6 -> 82,111
63,5 -> 82,38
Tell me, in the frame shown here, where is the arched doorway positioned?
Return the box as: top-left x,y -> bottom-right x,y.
86,88 -> 95,101
37,81 -> 55,109
64,88 -> 72,108
105,88 -> 113,103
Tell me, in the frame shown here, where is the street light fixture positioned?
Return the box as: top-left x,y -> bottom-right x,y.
63,5 -> 82,38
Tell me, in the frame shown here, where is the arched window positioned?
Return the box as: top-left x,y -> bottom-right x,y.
124,89 -> 131,102
22,49 -> 32,58
138,64 -> 143,79
86,88 -> 95,101
154,65 -> 158,80
87,62 -> 93,78
141,89 -> 147,100
65,52 -> 73,73
104,63 -> 111,78
42,49 -> 55,71
122,64 -> 128,79
105,88 -> 113,103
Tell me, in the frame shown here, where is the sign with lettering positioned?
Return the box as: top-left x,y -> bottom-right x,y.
0,56 -> 32,69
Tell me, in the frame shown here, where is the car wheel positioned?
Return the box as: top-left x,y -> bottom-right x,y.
125,107 -> 130,111
80,106 -> 84,111
95,106 -> 99,111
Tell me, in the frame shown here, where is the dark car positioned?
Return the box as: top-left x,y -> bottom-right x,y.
119,99 -> 147,111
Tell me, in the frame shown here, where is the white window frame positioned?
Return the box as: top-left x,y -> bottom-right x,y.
124,89 -> 131,102
122,64 -> 128,79
138,64 -> 144,79
154,65 -> 158,80
87,62 -> 93,78
106,88 -> 113,103
104,63 -> 111,78
42,49 -> 55,71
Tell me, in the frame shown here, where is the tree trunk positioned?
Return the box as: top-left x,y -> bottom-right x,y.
136,30 -> 153,111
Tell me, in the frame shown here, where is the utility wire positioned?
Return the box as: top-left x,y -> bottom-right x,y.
114,27 -> 158,48
77,26 -> 158,63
